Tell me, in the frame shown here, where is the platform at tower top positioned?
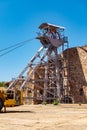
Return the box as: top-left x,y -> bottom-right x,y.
39,22 -> 65,30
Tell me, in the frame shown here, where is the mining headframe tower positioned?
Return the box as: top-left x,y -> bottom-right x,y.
8,22 -> 69,103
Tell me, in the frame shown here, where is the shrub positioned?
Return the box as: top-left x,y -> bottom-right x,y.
42,101 -> 47,105
53,98 -> 60,105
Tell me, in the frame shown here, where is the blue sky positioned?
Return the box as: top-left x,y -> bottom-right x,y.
0,0 -> 87,81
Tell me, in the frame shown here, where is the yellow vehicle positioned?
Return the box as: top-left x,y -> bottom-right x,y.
0,89 -> 23,112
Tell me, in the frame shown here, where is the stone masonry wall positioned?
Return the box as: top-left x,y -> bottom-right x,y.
64,46 -> 87,103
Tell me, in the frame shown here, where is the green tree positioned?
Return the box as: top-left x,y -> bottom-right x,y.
0,82 -> 5,87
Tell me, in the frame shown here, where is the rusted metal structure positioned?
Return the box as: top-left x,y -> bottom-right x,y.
8,23 -> 68,103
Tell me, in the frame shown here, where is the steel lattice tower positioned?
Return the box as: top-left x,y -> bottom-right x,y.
8,23 -> 68,103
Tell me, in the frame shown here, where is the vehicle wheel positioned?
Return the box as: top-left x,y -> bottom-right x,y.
0,98 -> 4,111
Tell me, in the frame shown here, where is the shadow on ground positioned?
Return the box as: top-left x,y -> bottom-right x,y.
0,110 -> 35,114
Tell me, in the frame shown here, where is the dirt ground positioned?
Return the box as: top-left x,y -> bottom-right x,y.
1,104 -> 87,130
